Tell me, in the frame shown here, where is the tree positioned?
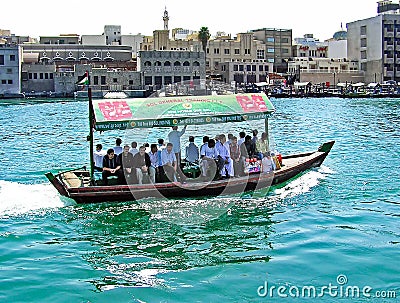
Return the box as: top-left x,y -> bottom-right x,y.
198,26 -> 211,55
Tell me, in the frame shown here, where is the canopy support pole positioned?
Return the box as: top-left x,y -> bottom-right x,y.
88,87 -> 95,182
265,117 -> 270,151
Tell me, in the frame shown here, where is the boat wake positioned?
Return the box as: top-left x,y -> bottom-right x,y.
272,165 -> 335,199
0,180 -> 69,218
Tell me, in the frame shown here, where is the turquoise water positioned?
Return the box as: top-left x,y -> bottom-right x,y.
0,97 -> 399,302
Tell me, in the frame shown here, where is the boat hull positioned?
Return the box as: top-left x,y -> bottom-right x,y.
46,141 -> 334,204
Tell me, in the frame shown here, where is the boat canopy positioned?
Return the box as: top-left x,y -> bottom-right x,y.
92,93 -> 275,131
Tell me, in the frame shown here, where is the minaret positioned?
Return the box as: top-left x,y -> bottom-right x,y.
163,7 -> 169,30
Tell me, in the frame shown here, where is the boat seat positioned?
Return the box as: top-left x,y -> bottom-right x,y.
62,172 -> 82,188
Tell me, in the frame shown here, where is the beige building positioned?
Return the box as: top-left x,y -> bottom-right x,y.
251,28 -> 292,73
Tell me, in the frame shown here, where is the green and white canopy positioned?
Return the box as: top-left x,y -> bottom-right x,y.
92,93 -> 275,131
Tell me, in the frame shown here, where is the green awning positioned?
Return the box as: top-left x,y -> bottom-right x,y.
92,93 -> 275,131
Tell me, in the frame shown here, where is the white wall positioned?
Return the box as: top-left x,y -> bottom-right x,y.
81,35 -> 106,45
327,40 -> 347,58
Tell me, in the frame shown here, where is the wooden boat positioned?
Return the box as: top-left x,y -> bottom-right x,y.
46,89 -> 334,204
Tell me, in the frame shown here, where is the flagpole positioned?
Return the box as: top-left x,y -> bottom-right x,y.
88,87 -> 95,183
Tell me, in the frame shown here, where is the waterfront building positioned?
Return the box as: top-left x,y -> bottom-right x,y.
0,29 -> 37,45
138,50 -> 205,89
39,35 -> 79,45
220,60 -> 273,85
0,44 -> 22,97
287,57 -> 364,85
347,0 -> 400,83
292,34 -> 328,59
326,30 -> 348,59
250,28 -> 293,73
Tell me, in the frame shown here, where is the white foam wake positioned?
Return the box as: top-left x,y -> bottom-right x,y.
0,180 -> 67,217
273,165 -> 335,199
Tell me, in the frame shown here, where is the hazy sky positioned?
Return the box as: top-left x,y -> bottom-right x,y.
2,0 -> 379,40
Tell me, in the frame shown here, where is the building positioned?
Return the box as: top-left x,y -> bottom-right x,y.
0,44 -> 22,97
220,60 -> 273,84
292,34 -> 328,58
251,28 -> 293,73
347,0 -> 400,83
138,50 -> 205,89
287,57 -> 364,84
39,35 -> 80,45
326,30 -> 348,59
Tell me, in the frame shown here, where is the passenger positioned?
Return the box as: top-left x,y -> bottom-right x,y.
132,146 -> 151,185
118,145 -> 135,184
243,135 -> 256,158
144,142 -> 150,154
102,149 -> 123,185
200,136 -> 209,156
129,141 -> 138,156
167,125 -> 187,166
93,144 -> 106,172
230,136 -> 242,177
227,133 -> 234,145
148,144 -> 159,183
185,136 -> 199,164
256,132 -> 269,159
238,131 -> 246,146
216,134 -> 234,178
161,143 -> 178,182
261,151 -> 276,173
200,138 -> 223,180
252,129 -> 259,145
157,138 -> 165,168
113,138 -> 123,155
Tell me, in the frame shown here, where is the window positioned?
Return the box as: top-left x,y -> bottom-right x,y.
224,49 -> 230,55
8,79 -> 13,84
361,62 -> 367,71
282,38 -> 289,43
6,68 -> 12,74
93,76 -> 99,85
113,78 -> 118,83
267,48 -> 275,53
234,65 -> 238,71
252,65 -> 256,71
267,37 -> 274,42
101,76 -> 106,85
360,25 -> 367,35
29,73 -> 33,79
0,55 -> 4,65
206,48 -> 209,54
49,73 -> 53,79
259,65 -> 264,71
361,50 -> 367,59
361,38 -> 367,47
34,73 -> 38,79
40,73 -> 44,79
246,65 -> 251,71
264,65 -> 269,72
1,80 -> 6,84
257,49 -> 265,59
234,49 -> 240,55
282,48 -> 289,54
129,80 -> 134,85
244,48 -> 251,55
267,58 -> 274,63
10,54 -> 16,61
239,65 -> 244,71
214,48 -> 220,54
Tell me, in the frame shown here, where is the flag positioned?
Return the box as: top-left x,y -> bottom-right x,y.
76,71 -> 89,85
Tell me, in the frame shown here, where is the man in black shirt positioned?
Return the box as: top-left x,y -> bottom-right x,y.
132,146 -> 151,184
102,149 -> 123,185
118,145 -> 135,184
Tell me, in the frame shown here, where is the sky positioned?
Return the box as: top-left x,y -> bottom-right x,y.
2,0 -> 380,41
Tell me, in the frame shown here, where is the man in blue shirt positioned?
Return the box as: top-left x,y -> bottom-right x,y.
161,143 -> 178,182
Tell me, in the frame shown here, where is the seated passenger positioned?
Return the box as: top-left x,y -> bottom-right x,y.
148,144 -> 158,183
256,132 -> 269,159
132,146 -> 151,184
113,138 -> 123,155
229,136 -> 242,177
118,145 -> 135,184
200,138 -> 223,180
102,149 -> 123,185
261,151 -> 276,173
93,143 -> 106,172
185,136 -> 199,164
129,141 -> 139,156
161,143 -> 178,182
216,134 -> 234,178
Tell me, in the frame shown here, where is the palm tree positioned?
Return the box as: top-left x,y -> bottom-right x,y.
198,26 -> 211,54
